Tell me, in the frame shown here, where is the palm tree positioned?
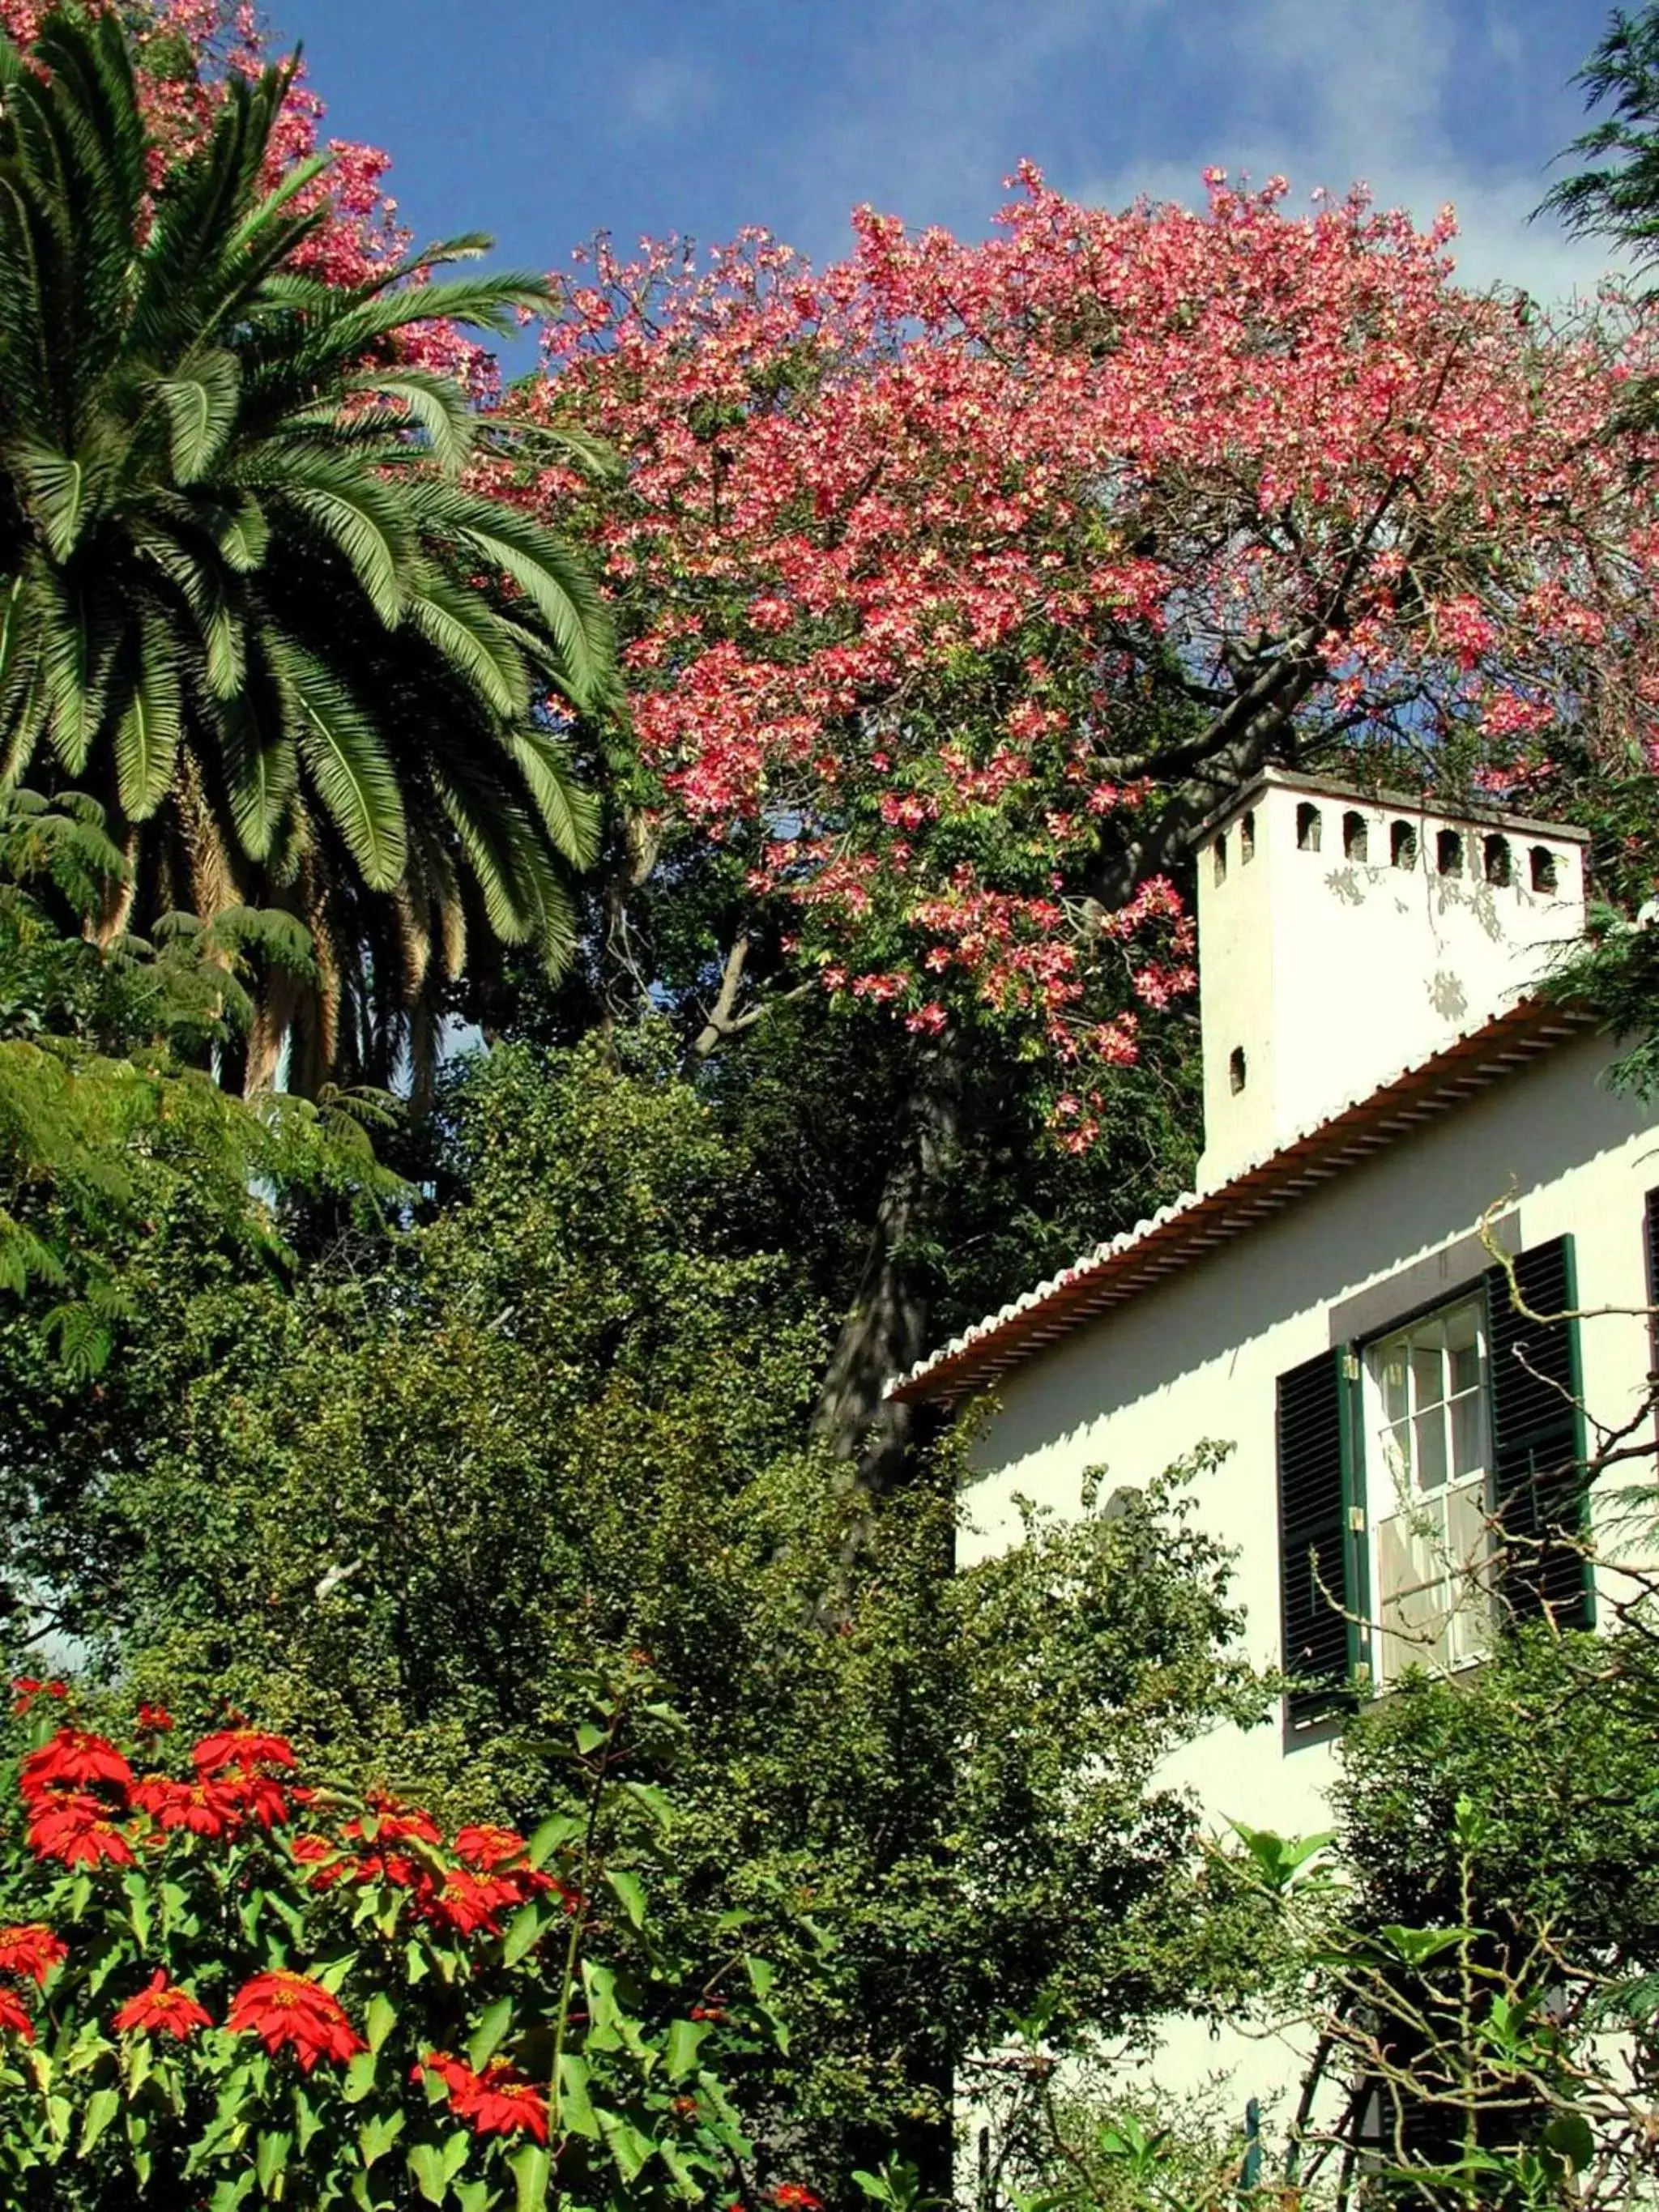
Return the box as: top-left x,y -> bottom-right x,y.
0,6 -> 617,1094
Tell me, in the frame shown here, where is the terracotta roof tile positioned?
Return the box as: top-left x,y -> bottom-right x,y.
888,995 -> 1591,1409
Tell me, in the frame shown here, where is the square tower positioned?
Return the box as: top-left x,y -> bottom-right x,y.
1194,770 -> 1588,1191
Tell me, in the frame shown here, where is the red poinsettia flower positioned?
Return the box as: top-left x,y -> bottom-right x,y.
348,1794 -> 441,1846
9,1677 -> 67,1717
774,2188 -> 823,2210
0,1924 -> 66,1987
113,1969 -> 211,2040
226,1971 -> 365,2072
416,1865 -> 528,1939
0,1988 -> 34,2040
191,1728 -> 295,1777
26,1788 -> 136,1869
427,2052 -> 549,2142
453,1823 -> 531,1872
420,2049 -> 477,2097
223,1768 -> 290,1828
353,1849 -> 418,1888
135,1704 -> 174,1733
20,1728 -> 132,1805
131,1773 -> 249,1839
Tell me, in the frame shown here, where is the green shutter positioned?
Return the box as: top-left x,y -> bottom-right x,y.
1484,1236 -> 1593,1630
1277,1348 -> 1358,1724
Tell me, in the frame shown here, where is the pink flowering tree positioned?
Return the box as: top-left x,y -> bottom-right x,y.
0,1672 -> 795,2210
499,171 -> 1659,1458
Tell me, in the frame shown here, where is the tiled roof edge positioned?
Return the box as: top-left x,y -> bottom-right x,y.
888,995 -> 1593,1409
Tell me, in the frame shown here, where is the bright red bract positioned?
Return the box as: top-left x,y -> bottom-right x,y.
226,1971 -> 365,2072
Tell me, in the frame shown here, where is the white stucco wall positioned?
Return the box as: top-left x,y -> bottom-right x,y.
961,1031 -> 1659,2112
1196,780 -> 1586,1191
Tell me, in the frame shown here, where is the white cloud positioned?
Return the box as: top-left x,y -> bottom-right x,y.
625,53 -> 719,134
780,0 -> 1619,305
1073,0 -> 1618,303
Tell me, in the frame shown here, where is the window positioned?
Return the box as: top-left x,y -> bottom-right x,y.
1229,1045 -> 1247,1094
1436,827 -> 1463,877
1213,832 -> 1227,884
1530,845 -> 1558,894
1297,802 -> 1322,852
1274,1236 -> 1589,1729
1343,811 -> 1368,863
1365,1298 -> 1492,1686
1391,820 -> 1418,868
1240,810 -> 1256,862
1484,834 -> 1511,887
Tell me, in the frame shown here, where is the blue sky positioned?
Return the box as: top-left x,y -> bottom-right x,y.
272,0 -> 1623,322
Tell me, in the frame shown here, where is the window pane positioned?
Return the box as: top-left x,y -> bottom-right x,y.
1412,1343 -> 1445,1413
1450,1392 -> 1485,1479
1414,1407 -> 1448,1492
1384,1420 -> 1412,1485
1367,1293 -> 1491,1681
1445,1483 -> 1491,1580
1380,1354 -> 1409,1426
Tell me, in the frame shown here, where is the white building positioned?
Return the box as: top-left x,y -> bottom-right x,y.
892,768 -> 1659,2108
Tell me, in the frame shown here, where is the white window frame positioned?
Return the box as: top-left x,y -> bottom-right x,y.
1361,1291 -> 1496,1687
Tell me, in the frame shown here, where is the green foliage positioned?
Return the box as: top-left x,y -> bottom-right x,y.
0,782 -> 399,1372
0,6 -> 614,1090
1225,1805 -> 1649,2212
23,1036 -> 1270,2180
1331,1624 -> 1659,1967
1544,4 -> 1659,281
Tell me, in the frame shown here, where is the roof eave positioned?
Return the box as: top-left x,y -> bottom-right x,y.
889,996 -> 1593,1409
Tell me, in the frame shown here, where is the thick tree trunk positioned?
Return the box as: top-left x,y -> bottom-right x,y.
1088,730 -> 1276,906
811,1033 -> 963,1483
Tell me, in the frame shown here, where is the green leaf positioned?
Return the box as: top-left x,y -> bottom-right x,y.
1377,1924 -> 1479,1969
355,369 -> 476,475
745,1955 -> 775,2001
501,1900 -> 548,1969
158,349 -> 241,481
269,637 -> 406,889
603,1867 -> 646,1928
1226,1822 -> 1333,1891
254,2129 -> 292,2197
1542,2113 -> 1596,2176
623,1780 -> 675,1831
575,1720 -> 607,1755
212,492 -> 270,574
80,2086 -> 122,2155
665,2017 -> 710,2082
292,2082 -> 324,2154
122,1868 -> 153,1949
509,2140 -> 551,2212
525,1813 -> 582,1869
557,2051 -> 600,2140
466,1994 -> 512,2070
365,1993 -> 396,2055
17,441 -> 86,560
408,2142 -> 447,2205
357,2110 -> 404,2169
441,2130 -> 471,2182
113,638 -> 182,819
342,2051 -> 380,2106
598,2111 -> 655,2183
